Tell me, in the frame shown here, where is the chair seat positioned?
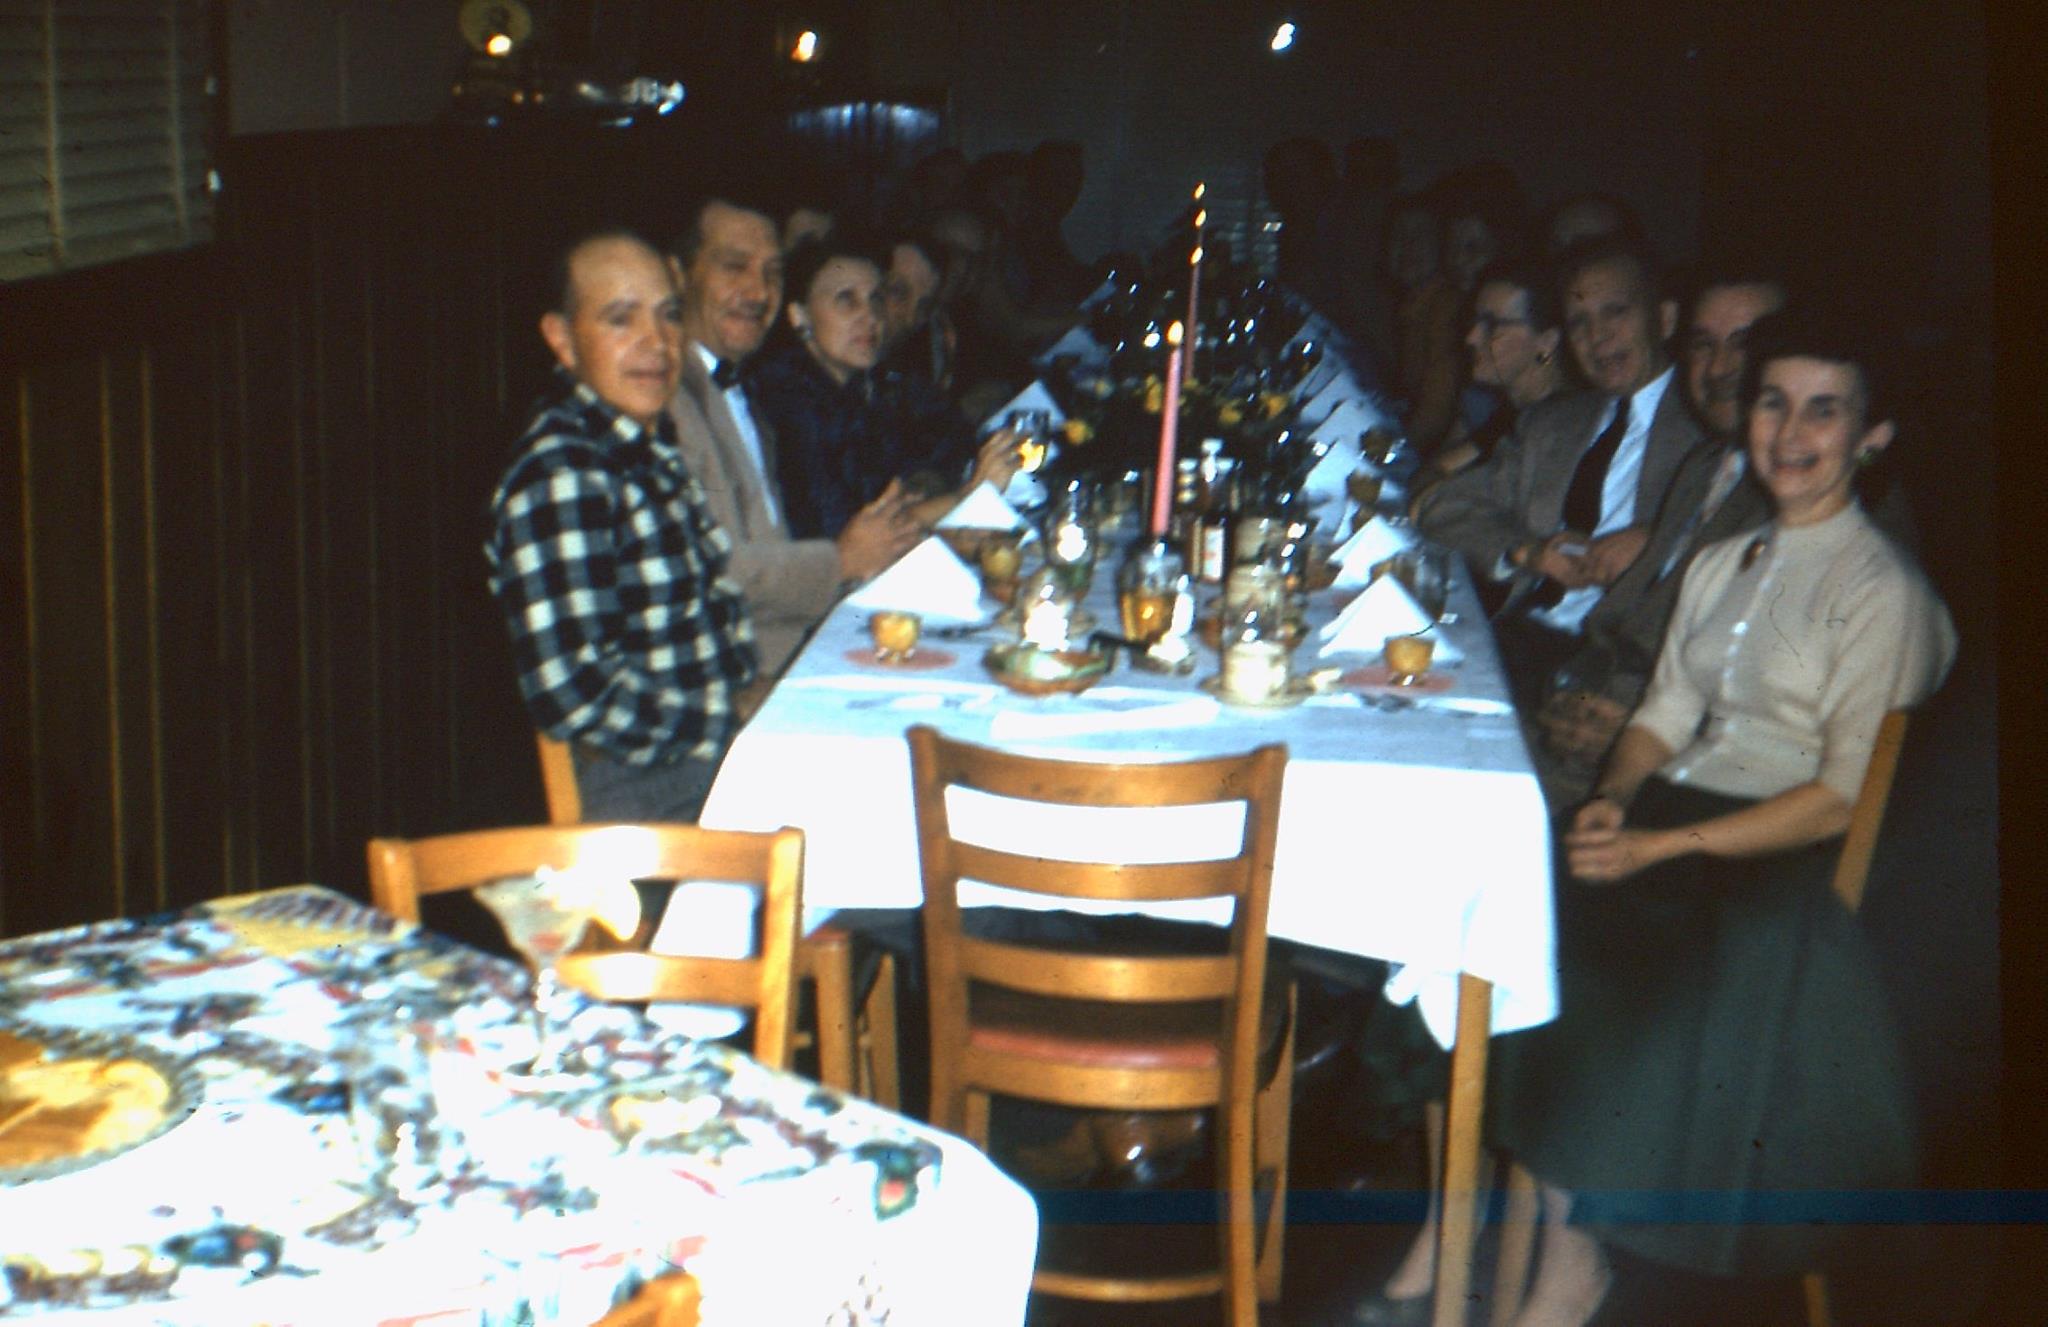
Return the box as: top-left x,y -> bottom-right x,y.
967,972 -> 1292,1082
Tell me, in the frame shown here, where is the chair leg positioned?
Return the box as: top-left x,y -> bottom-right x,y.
963,1088 -> 992,1149
858,953 -> 902,1109
1254,984 -> 1297,1303
1434,973 -> 1494,1327
1488,1160 -> 1539,1327
802,930 -> 858,1093
1222,1092 -> 1261,1327
1801,1270 -> 1832,1327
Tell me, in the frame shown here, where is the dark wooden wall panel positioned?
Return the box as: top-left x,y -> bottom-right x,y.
21,356 -> 121,930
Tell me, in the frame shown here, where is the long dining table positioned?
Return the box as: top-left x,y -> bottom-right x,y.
0,887 -> 1037,1325
686,532 -> 1558,1325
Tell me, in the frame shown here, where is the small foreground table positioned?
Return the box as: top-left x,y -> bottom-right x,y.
0,887 -> 1037,1326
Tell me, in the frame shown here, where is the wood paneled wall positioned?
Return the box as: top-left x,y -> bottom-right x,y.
0,123 -> 722,936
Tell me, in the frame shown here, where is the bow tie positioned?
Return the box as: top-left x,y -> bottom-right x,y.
710,358 -> 743,390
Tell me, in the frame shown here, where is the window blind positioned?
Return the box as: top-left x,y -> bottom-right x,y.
0,0 -> 213,282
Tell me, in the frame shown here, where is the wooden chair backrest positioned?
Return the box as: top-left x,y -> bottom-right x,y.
536,733 -> 582,824
366,823 -> 804,1068
907,724 -> 1287,1079
1830,710 -> 1910,915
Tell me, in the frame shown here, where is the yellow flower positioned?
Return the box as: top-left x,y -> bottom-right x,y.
1260,391 -> 1292,419
1061,418 -> 1095,445
1143,377 -> 1165,413
1217,402 -> 1244,427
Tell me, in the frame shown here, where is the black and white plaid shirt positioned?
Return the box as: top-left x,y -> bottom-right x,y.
485,373 -> 759,766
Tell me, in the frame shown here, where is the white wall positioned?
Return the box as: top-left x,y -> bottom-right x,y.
227,0 -> 462,135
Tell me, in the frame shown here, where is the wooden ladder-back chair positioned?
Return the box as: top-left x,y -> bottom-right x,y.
533,734 -> 900,1107
906,724 -> 1295,1326
367,823 -> 804,1071
1488,711 -> 1913,1327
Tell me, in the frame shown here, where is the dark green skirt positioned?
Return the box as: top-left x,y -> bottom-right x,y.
1489,778 -> 1917,1278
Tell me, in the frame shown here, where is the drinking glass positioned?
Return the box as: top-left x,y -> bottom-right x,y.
1004,409 -> 1053,475
1117,537 -> 1184,649
1384,634 -> 1436,686
474,873 -> 599,1077
869,611 -> 922,662
1392,546 -> 1451,623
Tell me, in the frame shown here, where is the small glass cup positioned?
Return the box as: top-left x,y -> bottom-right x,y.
1004,409 -> 1052,474
869,611 -> 922,662
1384,633 -> 1436,686
1391,546 -> 1451,623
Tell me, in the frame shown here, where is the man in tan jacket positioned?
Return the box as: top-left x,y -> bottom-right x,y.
667,195 -> 922,677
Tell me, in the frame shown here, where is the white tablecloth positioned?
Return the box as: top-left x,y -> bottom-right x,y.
690,561 -> 1556,1050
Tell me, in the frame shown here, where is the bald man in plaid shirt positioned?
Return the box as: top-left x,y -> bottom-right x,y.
486,230 -> 758,819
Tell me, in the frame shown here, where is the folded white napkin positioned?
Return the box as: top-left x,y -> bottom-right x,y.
1309,398 -> 1376,448
988,693 -> 1222,741
981,380 -> 1066,433
1299,372 -> 1370,425
1035,324 -> 1109,367
1317,573 -> 1463,662
1330,515 -> 1418,588
1285,311 -> 1340,352
935,480 -> 1029,531
1301,434 -> 1365,529
845,537 -> 987,624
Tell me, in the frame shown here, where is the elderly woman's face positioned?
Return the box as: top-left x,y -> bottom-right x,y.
1386,209 -> 1439,292
1746,356 -> 1891,526
1465,280 -> 1552,394
797,256 -> 884,382
881,243 -> 940,349
1445,215 -> 1499,292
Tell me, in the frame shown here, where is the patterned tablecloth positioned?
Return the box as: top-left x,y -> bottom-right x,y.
0,887 -> 1038,1325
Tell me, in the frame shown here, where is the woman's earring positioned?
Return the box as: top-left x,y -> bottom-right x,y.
1536,351 -> 1553,365
1855,449 -> 1877,467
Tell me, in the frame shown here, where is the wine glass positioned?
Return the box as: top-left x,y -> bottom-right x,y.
1391,546 -> 1451,623
1004,409 -> 1053,475
475,870 -> 604,1077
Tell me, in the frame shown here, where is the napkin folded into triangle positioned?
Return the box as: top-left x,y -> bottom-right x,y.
1317,572 -> 1463,663
845,537 -> 988,624
935,481 -> 1030,532
981,379 -> 1066,433
1331,516 -> 1417,588
1310,398 -> 1377,448
1300,435 -> 1364,530
1035,324 -> 1109,367
1299,372 -> 1370,426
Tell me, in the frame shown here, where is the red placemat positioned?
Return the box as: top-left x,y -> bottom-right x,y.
840,647 -> 959,671
1338,665 -> 1455,694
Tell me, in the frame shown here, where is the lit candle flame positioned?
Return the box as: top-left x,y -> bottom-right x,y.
486,32 -> 513,56
1189,246 -> 1204,268
791,30 -> 819,62
1193,208 -> 1208,229
1193,182 -> 1207,201
1167,320 -> 1185,347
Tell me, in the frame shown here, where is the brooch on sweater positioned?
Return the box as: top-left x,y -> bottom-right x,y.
1740,536 -> 1769,572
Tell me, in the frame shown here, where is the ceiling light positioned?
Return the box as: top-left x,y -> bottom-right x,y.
792,30 -> 819,62
1270,21 -> 1296,53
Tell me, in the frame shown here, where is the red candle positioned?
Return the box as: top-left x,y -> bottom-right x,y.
1183,186 -> 1206,389
1153,340 -> 1184,536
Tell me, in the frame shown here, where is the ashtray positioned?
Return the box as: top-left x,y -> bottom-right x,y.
982,642 -> 1113,696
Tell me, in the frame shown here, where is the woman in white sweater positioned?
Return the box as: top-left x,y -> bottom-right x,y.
1352,310 -> 1957,1327
1493,310 -> 1956,1324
